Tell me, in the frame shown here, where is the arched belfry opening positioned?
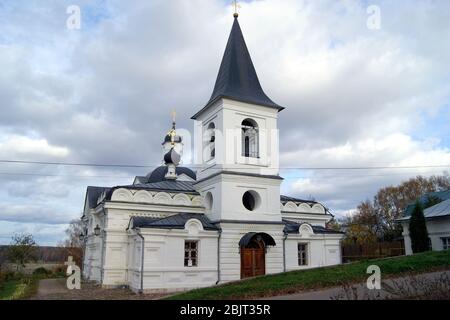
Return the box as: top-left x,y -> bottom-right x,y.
203,122 -> 216,162
239,232 -> 276,279
241,119 -> 259,158
208,122 -> 216,160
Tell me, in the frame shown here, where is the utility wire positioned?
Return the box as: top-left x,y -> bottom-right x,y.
0,159 -> 449,170
0,170 -> 447,180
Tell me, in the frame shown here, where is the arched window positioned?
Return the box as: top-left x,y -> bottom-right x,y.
241,119 -> 259,158
204,122 -> 215,161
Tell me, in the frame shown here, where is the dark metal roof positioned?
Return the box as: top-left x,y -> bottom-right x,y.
130,213 -> 219,231
238,232 -> 276,247
280,195 -> 318,205
86,186 -> 110,209
192,17 -> 283,120
145,166 -> 196,183
283,219 -> 345,235
112,180 -> 198,195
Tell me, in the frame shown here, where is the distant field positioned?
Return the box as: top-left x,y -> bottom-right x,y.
167,250 -> 450,300
2,263 -> 63,274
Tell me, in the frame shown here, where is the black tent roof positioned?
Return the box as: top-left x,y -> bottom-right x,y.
192,17 -> 283,119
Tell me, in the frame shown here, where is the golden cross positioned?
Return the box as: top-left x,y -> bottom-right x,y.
171,110 -> 177,124
169,111 -> 177,146
233,0 -> 241,17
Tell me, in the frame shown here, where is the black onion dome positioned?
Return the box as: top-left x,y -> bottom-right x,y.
164,148 -> 181,165
145,166 -> 196,183
163,134 -> 182,145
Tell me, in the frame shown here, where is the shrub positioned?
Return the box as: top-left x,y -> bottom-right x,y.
1,271 -> 17,281
33,267 -> 50,276
52,265 -> 66,278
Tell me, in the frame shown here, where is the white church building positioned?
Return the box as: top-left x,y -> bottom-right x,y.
81,14 -> 345,293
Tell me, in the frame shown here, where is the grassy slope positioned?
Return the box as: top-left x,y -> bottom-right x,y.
0,276 -> 43,300
167,250 -> 450,300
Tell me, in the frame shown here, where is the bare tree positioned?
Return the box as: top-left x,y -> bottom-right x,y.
7,233 -> 37,272
60,219 -> 85,248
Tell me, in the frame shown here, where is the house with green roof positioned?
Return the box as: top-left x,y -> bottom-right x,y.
398,189 -> 450,255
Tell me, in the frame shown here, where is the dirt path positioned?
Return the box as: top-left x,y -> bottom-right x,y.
35,279 -> 67,297
31,279 -> 166,300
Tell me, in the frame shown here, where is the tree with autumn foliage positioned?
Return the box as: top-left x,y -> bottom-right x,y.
343,174 -> 450,244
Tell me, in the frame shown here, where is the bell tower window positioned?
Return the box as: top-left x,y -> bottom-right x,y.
204,122 -> 216,161
241,119 -> 259,158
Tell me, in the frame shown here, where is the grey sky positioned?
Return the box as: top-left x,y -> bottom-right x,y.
0,0 -> 449,245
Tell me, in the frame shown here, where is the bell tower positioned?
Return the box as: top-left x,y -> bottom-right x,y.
193,15 -> 284,223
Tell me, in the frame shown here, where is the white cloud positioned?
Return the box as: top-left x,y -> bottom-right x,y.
285,132 -> 450,216
0,135 -> 70,158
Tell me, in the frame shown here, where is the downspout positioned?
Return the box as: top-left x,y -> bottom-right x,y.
100,207 -> 107,285
136,229 -> 145,294
283,232 -> 288,273
215,229 -> 222,285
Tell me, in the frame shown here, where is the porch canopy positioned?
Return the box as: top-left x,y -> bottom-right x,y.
239,232 -> 276,248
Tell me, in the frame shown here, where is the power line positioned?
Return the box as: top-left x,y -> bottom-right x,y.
0,159 -> 449,170
0,170 -> 447,180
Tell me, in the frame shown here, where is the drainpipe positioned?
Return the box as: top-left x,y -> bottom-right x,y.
136,229 -> 145,294
283,232 -> 288,272
215,229 -> 222,285
100,208 -> 107,285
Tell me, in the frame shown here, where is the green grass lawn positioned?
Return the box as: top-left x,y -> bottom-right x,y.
167,250 -> 450,300
0,278 -> 38,300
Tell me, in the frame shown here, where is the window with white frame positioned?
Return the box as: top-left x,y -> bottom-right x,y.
241,119 -> 259,158
184,241 -> 198,267
298,243 -> 308,266
442,238 -> 450,250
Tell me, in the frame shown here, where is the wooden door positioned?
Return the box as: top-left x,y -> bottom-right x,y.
240,245 -> 266,279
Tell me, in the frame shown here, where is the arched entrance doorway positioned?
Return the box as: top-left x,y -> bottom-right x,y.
239,233 -> 276,279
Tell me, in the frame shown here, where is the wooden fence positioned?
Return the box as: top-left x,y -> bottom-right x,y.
0,246 -> 83,274
342,241 -> 405,263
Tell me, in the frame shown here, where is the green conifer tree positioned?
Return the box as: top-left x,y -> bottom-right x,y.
409,201 -> 429,253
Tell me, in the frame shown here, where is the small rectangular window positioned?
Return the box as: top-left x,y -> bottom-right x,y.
184,241 -> 198,267
298,243 -> 308,266
442,238 -> 450,250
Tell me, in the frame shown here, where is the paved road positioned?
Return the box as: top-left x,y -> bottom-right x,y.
266,270 -> 450,300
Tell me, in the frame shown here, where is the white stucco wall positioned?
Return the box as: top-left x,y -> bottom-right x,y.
196,173 -> 282,223
128,223 -> 219,293
401,216 -> 450,255
285,237 -> 342,271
